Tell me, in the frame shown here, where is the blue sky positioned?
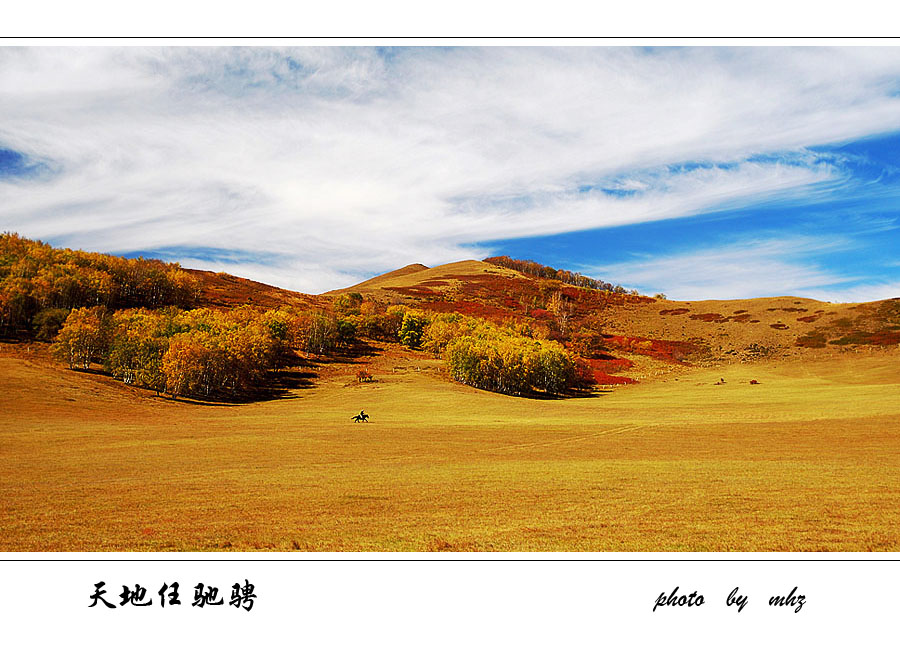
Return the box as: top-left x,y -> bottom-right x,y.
1,46 -> 899,300
482,132 -> 900,300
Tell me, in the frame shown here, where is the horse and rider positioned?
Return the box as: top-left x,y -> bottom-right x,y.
351,410 -> 369,423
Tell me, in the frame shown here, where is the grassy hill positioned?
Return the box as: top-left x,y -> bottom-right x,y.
3,241 -> 899,551
329,256 -> 900,383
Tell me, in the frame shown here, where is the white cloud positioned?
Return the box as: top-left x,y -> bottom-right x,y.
2,47 -> 900,293
803,282 -> 900,303
590,236 -> 867,301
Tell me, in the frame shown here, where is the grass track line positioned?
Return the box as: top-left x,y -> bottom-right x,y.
357,425 -> 649,465
485,424 -> 648,452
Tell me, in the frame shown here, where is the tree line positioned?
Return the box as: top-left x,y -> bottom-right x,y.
4,236 -> 594,399
50,304 -> 365,399
0,233 -> 198,337
50,294 -> 585,399
484,255 -> 626,293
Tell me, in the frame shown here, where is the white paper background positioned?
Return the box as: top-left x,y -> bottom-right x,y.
1,554 -> 897,646
2,6 -> 897,648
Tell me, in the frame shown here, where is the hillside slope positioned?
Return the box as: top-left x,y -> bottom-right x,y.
324,257 -> 900,378
4,233 -> 898,388
327,260 -> 523,300
325,263 -> 430,295
187,268 -> 324,310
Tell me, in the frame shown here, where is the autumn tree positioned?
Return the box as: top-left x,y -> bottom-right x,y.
105,310 -> 171,394
547,291 -> 574,336
430,313 -> 577,396
0,233 -> 199,339
51,306 -> 113,369
162,330 -> 220,398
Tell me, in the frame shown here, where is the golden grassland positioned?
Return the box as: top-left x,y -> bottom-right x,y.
2,342 -> 899,552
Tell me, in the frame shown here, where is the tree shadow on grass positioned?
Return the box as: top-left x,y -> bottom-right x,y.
172,367 -> 320,405
63,362 -> 322,406
519,387 -> 606,400
315,339 -> 383,364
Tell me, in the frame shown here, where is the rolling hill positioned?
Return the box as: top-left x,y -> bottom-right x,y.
328,257 -> 900,381
3,244 -> 900,552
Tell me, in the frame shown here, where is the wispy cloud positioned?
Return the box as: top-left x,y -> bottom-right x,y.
590,236 -> 866,301
2,47 -> 900,293
803,282 -> 900,303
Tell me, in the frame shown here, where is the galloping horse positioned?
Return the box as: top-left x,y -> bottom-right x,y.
351,410 -> 370,423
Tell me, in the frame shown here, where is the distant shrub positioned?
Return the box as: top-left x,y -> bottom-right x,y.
690,313 -> 728,323
335,292 -> 364,315
795,333 -> 827,348
828,330 -> 900,346
745,343 -> 773,356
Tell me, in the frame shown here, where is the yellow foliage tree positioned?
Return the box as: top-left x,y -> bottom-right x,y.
50,306 -> 112,369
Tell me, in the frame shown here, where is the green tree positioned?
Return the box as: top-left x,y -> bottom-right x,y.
32,307 -> 70,341
398,311 -> 427,349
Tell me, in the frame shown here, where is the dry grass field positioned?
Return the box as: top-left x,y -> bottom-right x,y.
2,339 -> 899,552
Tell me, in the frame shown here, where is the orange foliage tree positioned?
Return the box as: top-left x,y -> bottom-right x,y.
0,233 -> 199,336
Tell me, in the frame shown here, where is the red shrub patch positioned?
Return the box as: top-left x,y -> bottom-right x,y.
828,330 -> 900,346
586,356 -> 635,373
690,312 -> 728,323
796,315 -> 820,323
420,300 -> 513,320
592,371 -> 637,385
796,332 -> 827,348
388,285 -> 438,297
660,308 -> 690,316
603,335 -> 701,364
770,323 -> 789,330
